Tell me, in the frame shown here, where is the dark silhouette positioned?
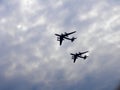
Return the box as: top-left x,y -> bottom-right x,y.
115,82 -> 120,90
70,51 -> 88,63
55,31 -> 76,45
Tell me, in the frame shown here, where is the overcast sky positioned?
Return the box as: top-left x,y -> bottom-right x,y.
0,0 -> 120,90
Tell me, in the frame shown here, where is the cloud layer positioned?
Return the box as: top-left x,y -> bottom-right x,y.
0,0 -> 120,90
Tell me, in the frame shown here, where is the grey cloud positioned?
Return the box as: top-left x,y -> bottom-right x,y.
0,0 -> 120,90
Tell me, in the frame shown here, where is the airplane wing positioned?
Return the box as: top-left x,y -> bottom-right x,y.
70,53 -> 74,55
60,37 -> 63,45
73,57 -> 77,63
65,31 -> 76,36
80,51 -> 89,54
70,53 -> 76,63
55,34 -> 64,45
55,34 -> 60,36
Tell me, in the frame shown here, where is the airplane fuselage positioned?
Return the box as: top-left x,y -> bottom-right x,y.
55,31 -> 76,45
71,51 -> 88,63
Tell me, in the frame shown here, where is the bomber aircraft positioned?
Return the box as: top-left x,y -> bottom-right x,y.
55,31 -> 76,45
70,51 -> 88,63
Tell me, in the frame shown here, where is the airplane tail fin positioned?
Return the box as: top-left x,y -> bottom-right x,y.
71,37 -> 76,42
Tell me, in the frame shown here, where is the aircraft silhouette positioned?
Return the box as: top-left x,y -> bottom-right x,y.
70,51 -> 88,63
55,31 -> 76,45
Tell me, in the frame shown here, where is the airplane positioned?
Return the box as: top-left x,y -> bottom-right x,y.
55,31 -> 77,45
70,51 -> 88,63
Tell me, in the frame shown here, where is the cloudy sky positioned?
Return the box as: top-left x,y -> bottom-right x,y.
0,0 -> 120,90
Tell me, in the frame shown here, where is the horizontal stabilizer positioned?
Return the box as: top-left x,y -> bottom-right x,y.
71,37 -> 77,42
83,55 -> 88,59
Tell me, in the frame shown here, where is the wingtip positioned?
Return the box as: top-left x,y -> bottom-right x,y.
60,43 -> 62,46
70,53 -> 74,55
74,30 -> 76,32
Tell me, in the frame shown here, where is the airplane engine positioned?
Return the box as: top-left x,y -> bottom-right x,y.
57,37 -> 60,41
72,56 -> 74,59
